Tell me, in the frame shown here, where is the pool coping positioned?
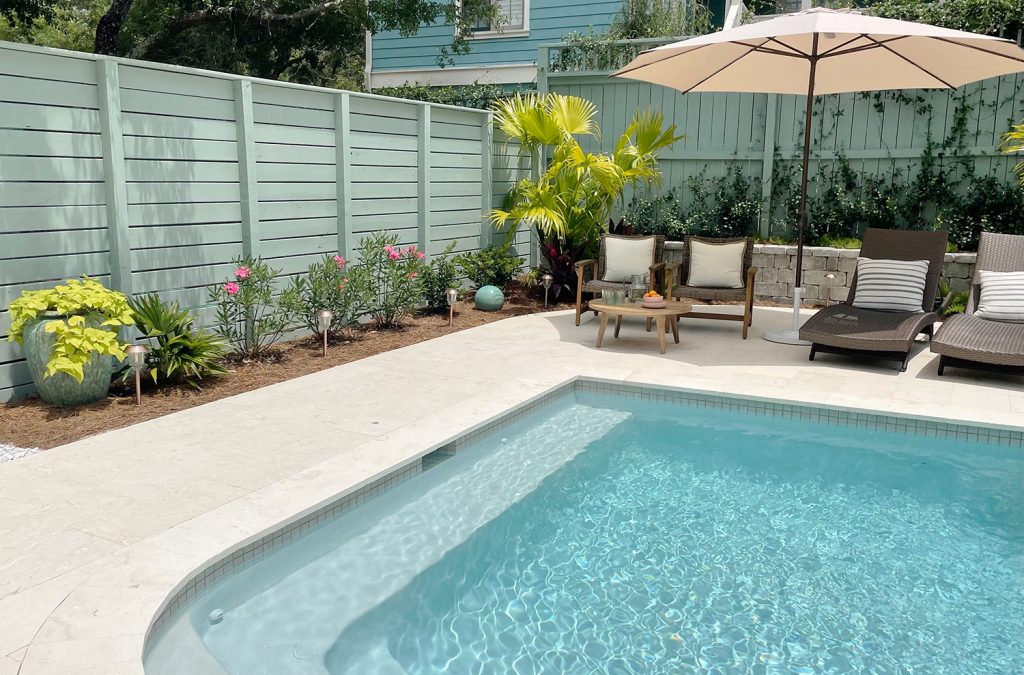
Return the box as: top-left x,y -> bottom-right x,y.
142,376 -> 1024,669
7,308 -> 1024,675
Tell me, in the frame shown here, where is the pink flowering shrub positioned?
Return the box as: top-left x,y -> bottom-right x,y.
280,253 -> 369,336
209,258 -> 293,359
348,232 -> 425,329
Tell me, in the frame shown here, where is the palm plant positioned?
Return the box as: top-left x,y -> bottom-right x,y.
1001,122 -> 1024,185
491,93 -> 682,291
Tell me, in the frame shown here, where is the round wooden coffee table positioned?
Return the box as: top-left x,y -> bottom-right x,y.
589,299 -> 693,354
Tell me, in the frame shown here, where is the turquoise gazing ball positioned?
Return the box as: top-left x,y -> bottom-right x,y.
473,285 -> 505,311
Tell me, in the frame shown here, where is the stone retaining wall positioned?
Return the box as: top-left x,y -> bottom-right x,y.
663,241 -> 976,306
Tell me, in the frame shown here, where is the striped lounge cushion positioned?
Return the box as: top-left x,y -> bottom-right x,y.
851,258 -> 929,313
975,271 -> 1024,323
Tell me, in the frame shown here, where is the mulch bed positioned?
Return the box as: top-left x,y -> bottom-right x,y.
0,285 -> 574,450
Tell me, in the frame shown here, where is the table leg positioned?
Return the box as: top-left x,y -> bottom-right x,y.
614,314 -> 622,338
596,312 -> 609,348
655,315 -> 667,354
671,317 -> 679,344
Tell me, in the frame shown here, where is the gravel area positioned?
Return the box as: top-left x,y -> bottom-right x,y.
1,443 -> 42,463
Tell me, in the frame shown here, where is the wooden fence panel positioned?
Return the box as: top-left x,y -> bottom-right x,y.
0,41 -> 497,401
548,71 -> 1024,232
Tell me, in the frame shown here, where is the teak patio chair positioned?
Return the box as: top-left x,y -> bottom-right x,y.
931,231 -> 1024,376
574,234 -> 666,326
664,236 -> 757,339
799,228 -> 948,372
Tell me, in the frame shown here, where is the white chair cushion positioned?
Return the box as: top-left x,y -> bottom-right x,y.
686,240 -> 745,289
601,237 -> 656,283
851,258 -> 929,313
975,270 -> 1024,323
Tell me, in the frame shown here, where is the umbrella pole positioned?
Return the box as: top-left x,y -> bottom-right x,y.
764,36 -> 817,346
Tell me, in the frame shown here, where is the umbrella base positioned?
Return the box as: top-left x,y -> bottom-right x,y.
762,328 -> 811,346
762,287 -> 812,346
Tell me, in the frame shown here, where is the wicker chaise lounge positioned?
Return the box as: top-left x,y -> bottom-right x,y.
800,228 -> 948,372
931,231 -> 1024,376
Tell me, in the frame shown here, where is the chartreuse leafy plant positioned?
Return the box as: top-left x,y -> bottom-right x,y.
1001,122 -> 1024,186
7,277 -> 133,382
128,293 -> 228,387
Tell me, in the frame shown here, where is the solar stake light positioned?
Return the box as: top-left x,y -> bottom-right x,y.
824,273 -> 837,307
315,309 -> 334,356
541,274 -> 554,309
125,344 -> 149,406
446,288 -> 458,327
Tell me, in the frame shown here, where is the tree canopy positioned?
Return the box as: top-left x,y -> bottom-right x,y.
0,0 -> 495,87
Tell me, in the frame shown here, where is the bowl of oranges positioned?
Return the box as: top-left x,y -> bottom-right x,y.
641,290 -> 667,308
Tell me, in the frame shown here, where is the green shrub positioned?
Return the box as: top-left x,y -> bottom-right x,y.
7,277 -> 133,382
938,279 -> 971,317
816,235 -> 862,249
209,258 -> 294,359
347,232 -> 425,329
456,244 -> 523,289
280,254 -> 369,336
128,293 -> 227,387
420,241 -> 460,312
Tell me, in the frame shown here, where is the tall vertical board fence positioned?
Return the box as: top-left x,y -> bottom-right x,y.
541,40 -> 1024,231
0,41 -> 506,402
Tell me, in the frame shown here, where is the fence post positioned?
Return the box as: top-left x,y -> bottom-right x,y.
759,93 -> 778,238
335,92 -> 353,260
96,59 -> 133,297
233,80 -> 261,259
417,103 -> 432,255
480,112 -> 494,248
537,45 -> 549,96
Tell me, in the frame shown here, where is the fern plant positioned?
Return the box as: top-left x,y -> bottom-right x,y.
938,279 -> 971,317
129,294 -> 227,387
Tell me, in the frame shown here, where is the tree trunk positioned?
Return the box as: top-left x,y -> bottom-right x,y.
94,0 -> 136,55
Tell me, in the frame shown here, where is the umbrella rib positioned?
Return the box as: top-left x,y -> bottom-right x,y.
821,35 -> 909,59
931,36 -> 1024,64
612,46 -> 706,78
764,36 -> 811,58
678,40 -> 771,94
867,36 -> 956,88
817,34 -> 868,57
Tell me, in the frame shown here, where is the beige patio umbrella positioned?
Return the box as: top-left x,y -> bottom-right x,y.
613,7 -> 1024,344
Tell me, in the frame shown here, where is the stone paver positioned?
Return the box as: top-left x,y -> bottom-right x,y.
1,307 -> 1020,673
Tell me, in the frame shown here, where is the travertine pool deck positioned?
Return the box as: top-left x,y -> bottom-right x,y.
2,306 -> 1022,674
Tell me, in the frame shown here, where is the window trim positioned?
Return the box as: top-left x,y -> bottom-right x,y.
457,0 -> 531,41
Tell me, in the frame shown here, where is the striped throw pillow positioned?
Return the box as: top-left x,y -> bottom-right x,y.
975,271 -> 1024,323
851,258 -> 930,313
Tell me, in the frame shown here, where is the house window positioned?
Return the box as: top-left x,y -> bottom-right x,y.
472,0 -> 528,34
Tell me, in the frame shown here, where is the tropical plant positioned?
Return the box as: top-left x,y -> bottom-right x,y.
1001,122 -> 1024,186
420,241 -> 461,312
938,279 -> 971,316
128,293 -> 227,387
456,244 -> 523,289
6,277 -> 133,382
280,253 -> 369,336
347,232 -> 425,328
209,258 -> 293,360
491,93 -> 682,290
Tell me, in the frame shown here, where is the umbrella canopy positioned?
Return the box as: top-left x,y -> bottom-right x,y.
613,7 -> 1024,344
613,7 -> 1024,95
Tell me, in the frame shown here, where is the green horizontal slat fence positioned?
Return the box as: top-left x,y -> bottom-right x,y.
0,41 -> 509,402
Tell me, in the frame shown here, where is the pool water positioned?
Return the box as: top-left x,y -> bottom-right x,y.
146,393 -> 1024,674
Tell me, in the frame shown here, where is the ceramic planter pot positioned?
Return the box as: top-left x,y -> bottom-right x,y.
21,314 -> 114,407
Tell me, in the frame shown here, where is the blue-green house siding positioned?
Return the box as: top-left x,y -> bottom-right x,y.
371,0 -> 623,74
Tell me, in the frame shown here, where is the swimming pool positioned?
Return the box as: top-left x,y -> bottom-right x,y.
144,384 -> 1023,674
